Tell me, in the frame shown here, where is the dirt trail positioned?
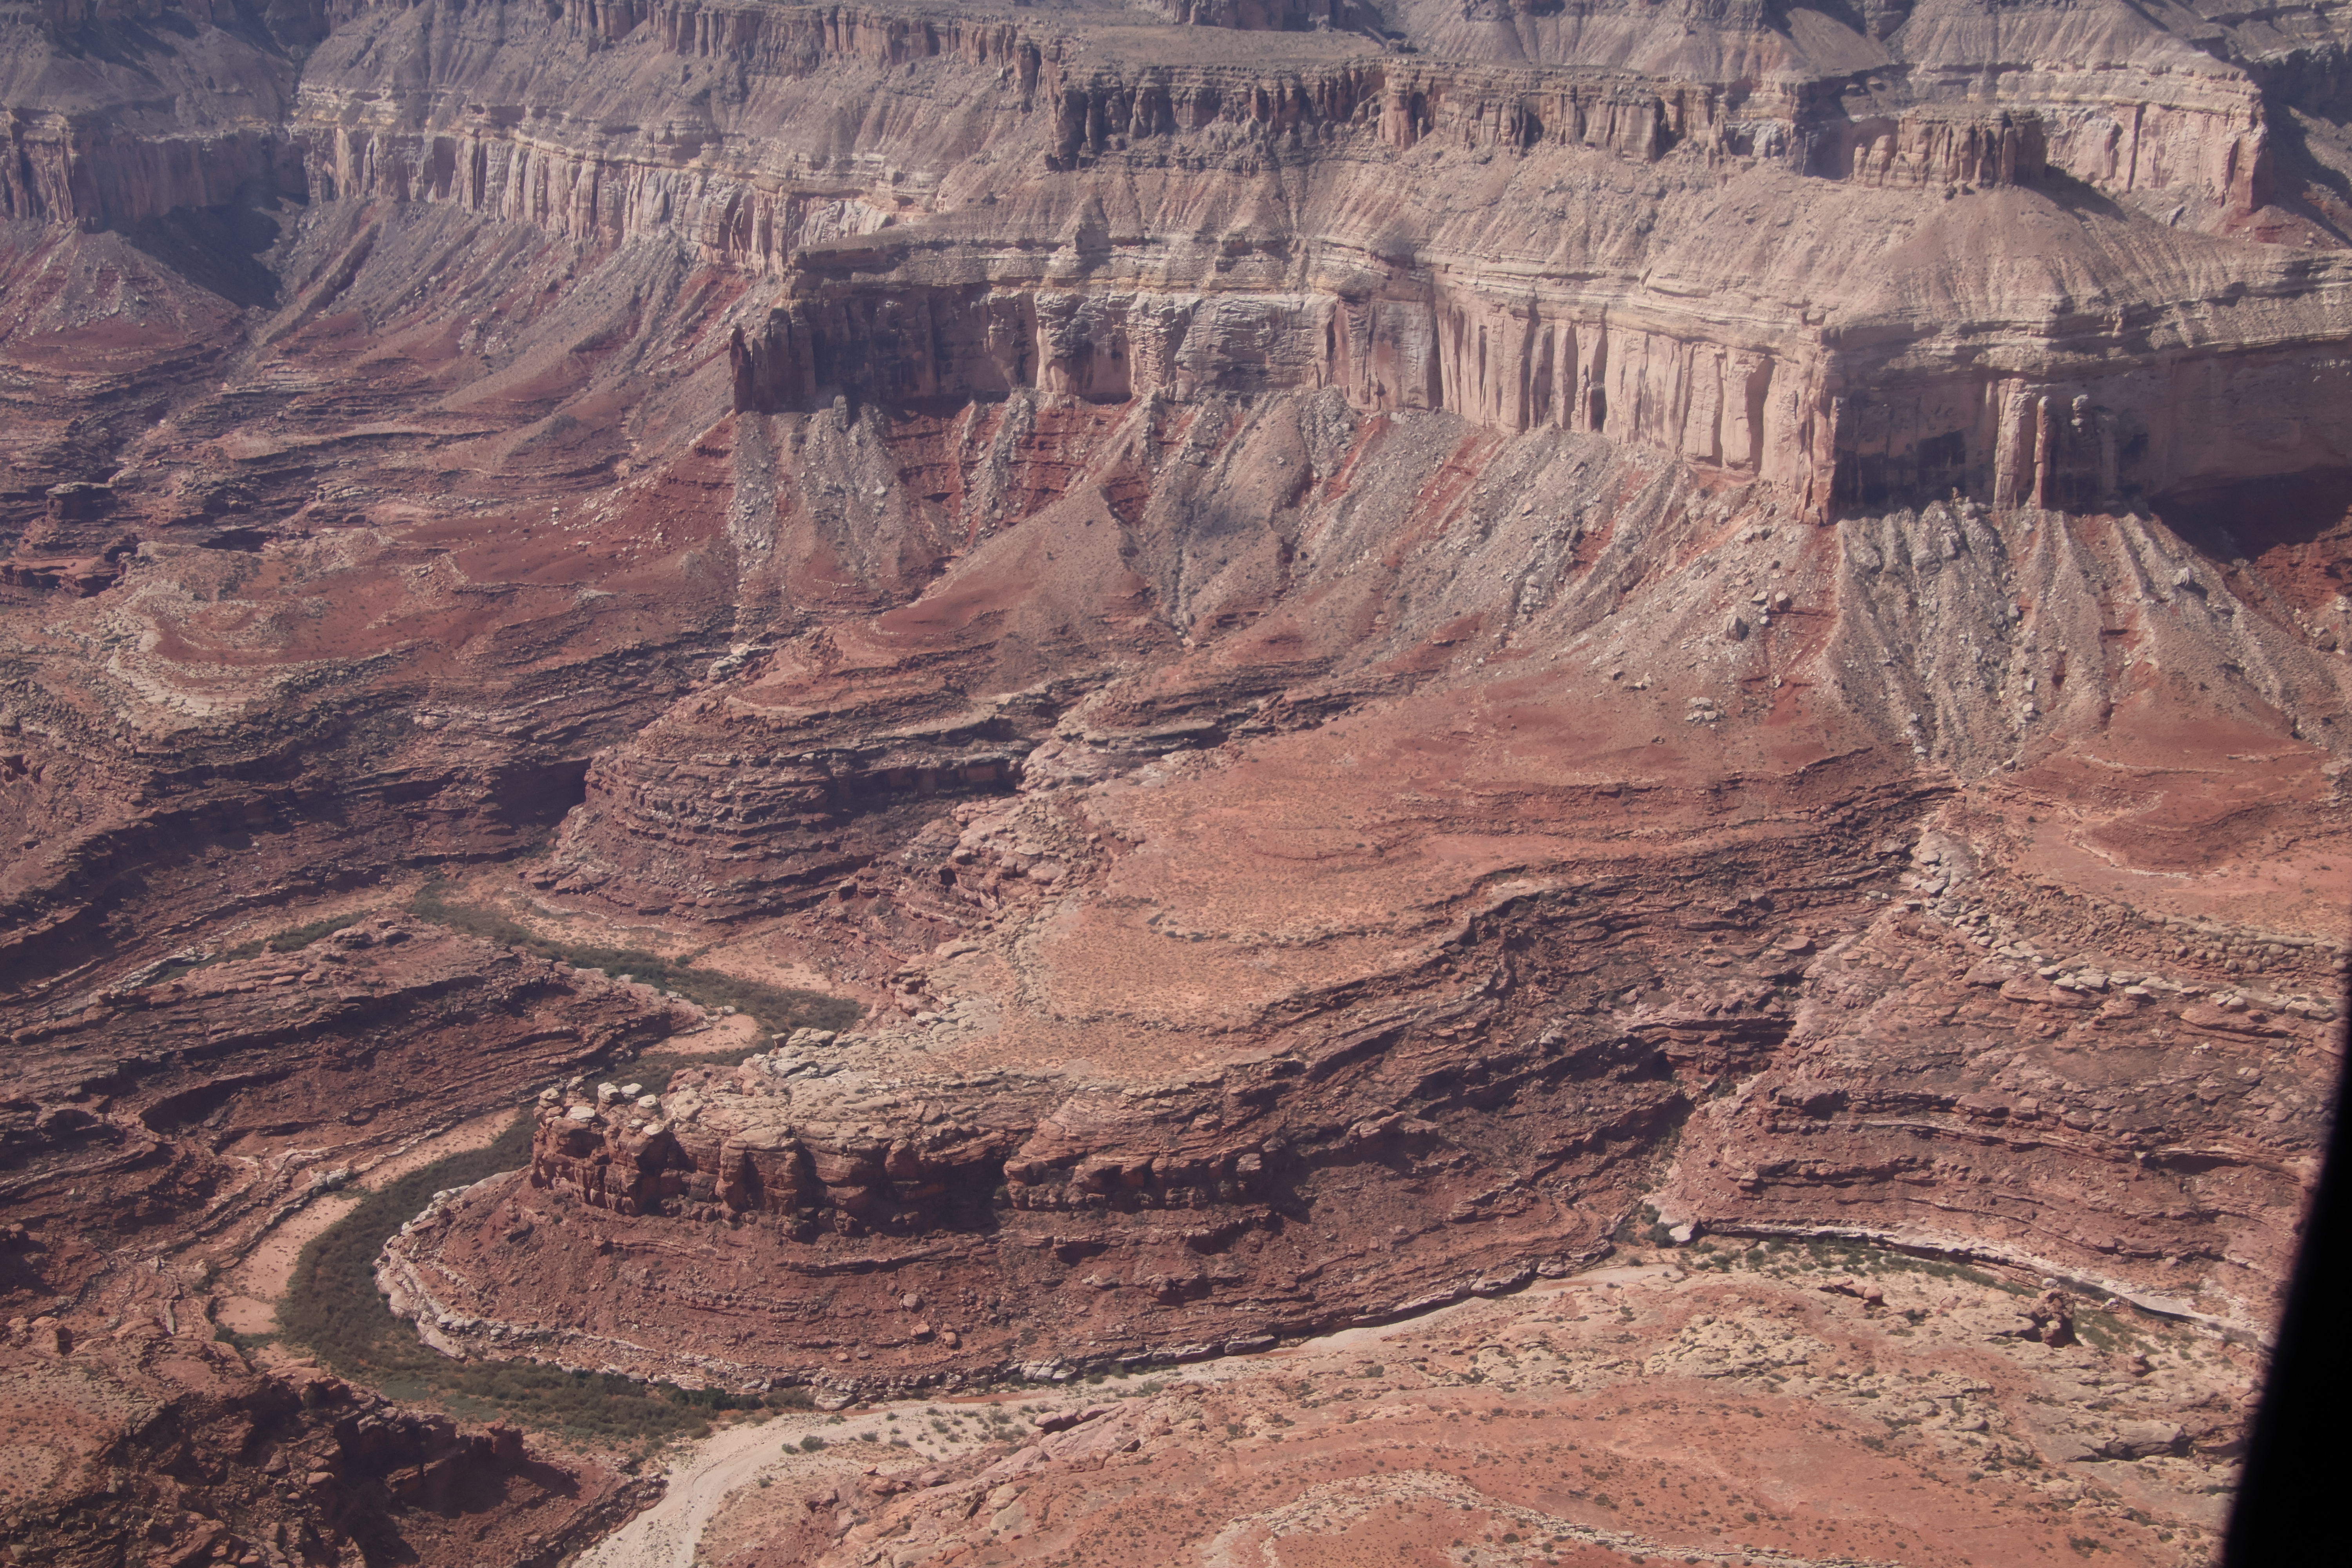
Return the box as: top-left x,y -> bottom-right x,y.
577,1267 -> 1693,1567
574,1413 -> 863,1568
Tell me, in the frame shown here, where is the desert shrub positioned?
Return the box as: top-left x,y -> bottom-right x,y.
411,879 -> 860,1038
278,1112 -> 754,1441
209,911 -> 376,963
673,1387 -> 768,1412
151,910 -> 376,982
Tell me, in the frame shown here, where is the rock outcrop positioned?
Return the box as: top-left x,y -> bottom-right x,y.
0,1331 -> 652,1568
270,0 -> 2346,520
661,1258 -> 2261,1568
0,915 -> 693,1564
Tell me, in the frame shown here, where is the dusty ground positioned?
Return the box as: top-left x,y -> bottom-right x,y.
661,1242 -> 2247,1568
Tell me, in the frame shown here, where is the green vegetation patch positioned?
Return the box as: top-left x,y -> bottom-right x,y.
2070,1303 -> 2149,1355
278,1111 -> 799,1443
1715,1235 -> 2020,1291
241,911 -> 372,956
151,910 -> 376,984
410,879 -> 861,1038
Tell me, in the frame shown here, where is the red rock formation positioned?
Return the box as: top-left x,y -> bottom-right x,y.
664,1260 -> 2263,1568
2,0 -> 2349,1558
0,1329 -> 651,1568
0,914 -> 694,1562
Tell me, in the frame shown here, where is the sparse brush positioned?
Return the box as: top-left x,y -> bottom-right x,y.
278,1110 -> 764,1442
150,910 -> 376,982
410,878 -> 860,1038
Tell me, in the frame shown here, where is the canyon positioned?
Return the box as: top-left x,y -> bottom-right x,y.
3,0 -> 2349,1564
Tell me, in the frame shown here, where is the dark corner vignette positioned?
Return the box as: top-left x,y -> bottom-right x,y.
2224,953 -> 2352,1564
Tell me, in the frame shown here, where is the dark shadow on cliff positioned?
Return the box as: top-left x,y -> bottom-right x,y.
2025,169 -> 2134,225
1759,0 -> 1878,51
114,192 -> 288,310
2254,107 -> 2352,249
46,11 -> 201,69
2155,469 -> 2352,560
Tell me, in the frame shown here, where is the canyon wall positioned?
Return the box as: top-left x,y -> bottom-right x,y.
729,244 -> 2352,521
4,0 -> 2336,518
290,1 -> 2337,518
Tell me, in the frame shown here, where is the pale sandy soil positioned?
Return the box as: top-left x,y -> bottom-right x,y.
212,1106 -> 519,1341
577,1267 -> 1678,1568
652,1251 -> 2246,1568
573,1412 -> 869,1568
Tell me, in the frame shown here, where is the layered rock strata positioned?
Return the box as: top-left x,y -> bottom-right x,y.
1,0 -> 2349,1558
3,915 -> 699,1299
0,1334 -> 652,1568
0,913 -> 698,1563
271,0 -> 2352,519
671,1261 -> 2262,1568
384,822 -> 2343,1390
9,0 -> 2343,523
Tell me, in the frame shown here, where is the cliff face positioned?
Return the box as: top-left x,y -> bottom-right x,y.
375,417 -> 2350,1389
232,0 -> 2335,521
6,0 -> 2341,519
2,1 -> 2348,1561
0,0 -> 313,226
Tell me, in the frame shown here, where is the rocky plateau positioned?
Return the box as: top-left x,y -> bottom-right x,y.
3,0 -> 2350,1563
